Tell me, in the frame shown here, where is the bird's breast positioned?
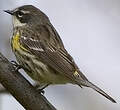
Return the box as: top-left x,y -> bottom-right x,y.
11,32 -> 28,52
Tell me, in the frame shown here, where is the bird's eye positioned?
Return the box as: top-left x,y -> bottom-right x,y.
16,11 -> 24,18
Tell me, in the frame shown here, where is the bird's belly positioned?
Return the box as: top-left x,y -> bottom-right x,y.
32,58 -> 71,84
14,49 -> 70,85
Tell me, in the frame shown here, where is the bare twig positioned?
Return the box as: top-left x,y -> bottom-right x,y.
0,52 -> 57,110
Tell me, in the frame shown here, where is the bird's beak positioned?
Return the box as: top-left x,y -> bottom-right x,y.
4,10 -> 14,15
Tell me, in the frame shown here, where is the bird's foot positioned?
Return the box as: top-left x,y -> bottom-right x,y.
11,60 -> 22,72
35,84 -> 49,94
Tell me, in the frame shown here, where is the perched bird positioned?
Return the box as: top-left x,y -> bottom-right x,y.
4,5 -> 116,103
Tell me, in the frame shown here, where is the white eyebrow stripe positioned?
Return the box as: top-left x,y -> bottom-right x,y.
21,10 -> 30,14
13,8 -> 18,12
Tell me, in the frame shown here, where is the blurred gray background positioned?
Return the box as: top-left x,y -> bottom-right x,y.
0,0 -> 120,110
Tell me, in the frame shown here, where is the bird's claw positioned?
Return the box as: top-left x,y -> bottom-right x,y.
35,84 -> 50,95
37,89 -> 45,94
11,60 -> 22,71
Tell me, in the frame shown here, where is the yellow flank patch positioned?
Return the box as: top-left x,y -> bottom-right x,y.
74,71 -> 79,76
12,32 -> 28,52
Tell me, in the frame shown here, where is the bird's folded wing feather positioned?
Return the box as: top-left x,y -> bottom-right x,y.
20,24 -> 88,84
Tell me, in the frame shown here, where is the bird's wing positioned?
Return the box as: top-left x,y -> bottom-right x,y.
20,24 -> 88,84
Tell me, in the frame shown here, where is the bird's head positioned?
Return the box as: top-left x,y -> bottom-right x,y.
4,5 -> 49,28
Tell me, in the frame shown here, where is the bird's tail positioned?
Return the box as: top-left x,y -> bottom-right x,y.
80,81 -> 116,103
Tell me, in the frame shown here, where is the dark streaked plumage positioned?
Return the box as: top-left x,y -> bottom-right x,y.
5,5 -> 116,103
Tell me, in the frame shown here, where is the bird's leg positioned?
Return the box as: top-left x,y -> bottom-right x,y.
11,61 -> 22,72
35,84 -> 50,94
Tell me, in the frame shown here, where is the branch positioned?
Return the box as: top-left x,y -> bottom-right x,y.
0,52 -> 57,110
0,84 -> 8,94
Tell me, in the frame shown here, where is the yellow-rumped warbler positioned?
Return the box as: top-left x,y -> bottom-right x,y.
4,5 -> 116,103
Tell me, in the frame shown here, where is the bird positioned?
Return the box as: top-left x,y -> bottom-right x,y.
4,5 -> 116,103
